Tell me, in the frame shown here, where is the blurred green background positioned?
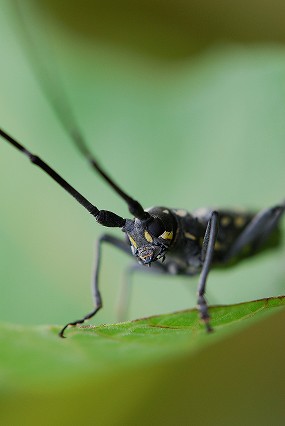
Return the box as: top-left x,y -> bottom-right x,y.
1,1 -> 285,424
0,0 -> 284,328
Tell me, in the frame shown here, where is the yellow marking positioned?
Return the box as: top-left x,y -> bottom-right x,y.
162,209 -> 170,214
144,230 -> 153,243
128,235 -> 137,249
161,231 -> 173,240
235,216 -> 246,228
214,241 -> 224,251
184,232 -> 197,240
140,253 -> 151,259
221,216 -> 231,227
175,209 -> 187,217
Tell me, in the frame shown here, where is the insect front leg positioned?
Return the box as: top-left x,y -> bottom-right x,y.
59,234 -> 131,338
197,211 -> 219,332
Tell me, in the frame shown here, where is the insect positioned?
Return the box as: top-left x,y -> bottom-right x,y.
1,4 -> 284,337
1,125 -> 284,337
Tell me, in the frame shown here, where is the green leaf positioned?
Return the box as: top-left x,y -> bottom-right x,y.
0,296 -> 284,425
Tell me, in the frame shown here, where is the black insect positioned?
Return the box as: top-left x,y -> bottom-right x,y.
1,4 -> 285,337
1,126 -> 284,338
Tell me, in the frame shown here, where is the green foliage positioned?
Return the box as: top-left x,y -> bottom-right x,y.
0,297 -> 284,425
0,2 -> 285,425
0,1 -> 284,329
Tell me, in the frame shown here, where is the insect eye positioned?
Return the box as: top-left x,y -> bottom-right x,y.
147,218 -> 165,238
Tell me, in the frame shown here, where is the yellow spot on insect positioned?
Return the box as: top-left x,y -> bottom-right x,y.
235,216 -> 246,227
184,232 -> 197,240
144,230 -> 153,243
175,209 -> 187,217
221,216 -> 231,226
161,231 -> 173,240
214,241 -> 224,250
128,235 -> 137,248
162,209 -> 169,214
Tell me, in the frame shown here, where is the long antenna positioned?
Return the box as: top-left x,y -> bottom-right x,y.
13,1 -> 150,221
0,128 -> 126,228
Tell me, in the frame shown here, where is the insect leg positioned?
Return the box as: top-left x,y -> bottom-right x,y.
197,211 -> 219,332
59,235 -> 131,338
225,203 -> 285,261
117,262 -> 167,322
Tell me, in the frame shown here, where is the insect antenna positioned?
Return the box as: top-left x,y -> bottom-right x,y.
0,128 -> 126,229
13,2 -> 150,221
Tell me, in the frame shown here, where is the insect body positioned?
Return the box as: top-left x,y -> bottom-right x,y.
128,206 -> 254,272
1,125 -> 284,337
1,7 -> 284,337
